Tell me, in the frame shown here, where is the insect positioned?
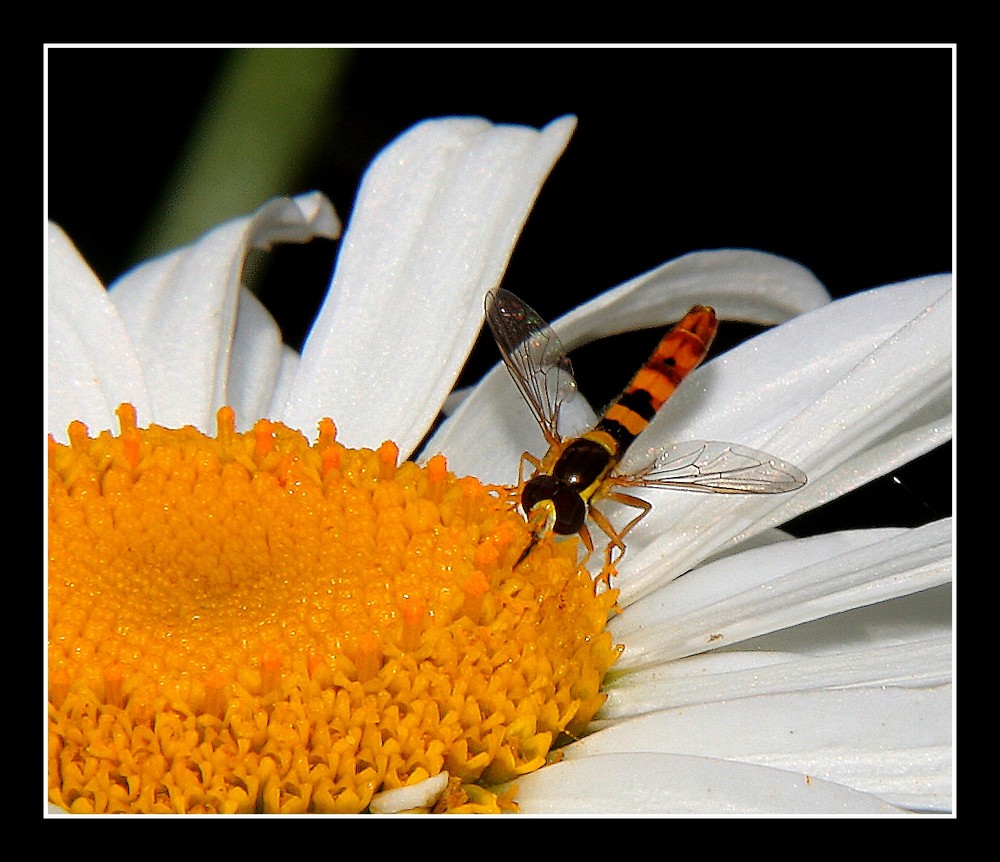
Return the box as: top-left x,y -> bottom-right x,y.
485,288 -> 807,582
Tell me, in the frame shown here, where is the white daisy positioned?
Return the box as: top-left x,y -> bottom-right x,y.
47,115 -> 952,815
431,255 -> 952,814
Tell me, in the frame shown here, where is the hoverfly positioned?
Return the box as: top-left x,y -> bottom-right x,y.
485,288 -> 806,582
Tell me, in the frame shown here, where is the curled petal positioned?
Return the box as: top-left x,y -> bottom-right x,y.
226,287 -> 301,429
554,248 -> 832,349
108,192 -> 340,433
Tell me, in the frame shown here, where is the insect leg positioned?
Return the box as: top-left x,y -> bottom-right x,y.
604,491 -> 653,541
587,492 -> 652,586
585,506 -> 626,586
576,522 -> 595,570
489,451 -> 544,513
519,451 -> 543,485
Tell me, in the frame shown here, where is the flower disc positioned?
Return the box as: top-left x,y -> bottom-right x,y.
47,405 -> 621,813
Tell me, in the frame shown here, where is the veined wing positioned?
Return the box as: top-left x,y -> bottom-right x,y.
485,289 -> 577,446
616,440 -> 807,494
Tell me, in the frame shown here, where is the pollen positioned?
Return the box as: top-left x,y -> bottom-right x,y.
47,405 -> 621,814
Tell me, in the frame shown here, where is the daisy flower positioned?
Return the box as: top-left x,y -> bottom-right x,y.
46,115 -> 952,815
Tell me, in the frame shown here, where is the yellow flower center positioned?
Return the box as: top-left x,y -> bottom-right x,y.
48,405 -> 621,814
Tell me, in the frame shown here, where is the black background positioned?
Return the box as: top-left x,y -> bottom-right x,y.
46,46 -> 953,534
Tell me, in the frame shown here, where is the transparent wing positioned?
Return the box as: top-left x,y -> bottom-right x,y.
614,440 -> 807,494
485,289 -> 577,445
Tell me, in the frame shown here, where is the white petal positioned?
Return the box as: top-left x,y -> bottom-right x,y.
733,579 -> 952,656
425,249 -> 829,478
225,286 -> 288,429
510,752 -> 906,814
620,275 -> 951,470
551,248 -> 832,349
282,116 -> 576,453
266,344 -> 303,422
47,223 -> 151,440
603,632 -> 951,720
613,276 -> 952,603
611,519 -> 952,667
604,582 -> 951,719
566,685 -> 951,812
421,366 -> 559,481
108,192 -> 339,433
735,279 -> 953,525
368,771 -> 450,814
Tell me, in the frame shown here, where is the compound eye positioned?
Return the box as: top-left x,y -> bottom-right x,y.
522,475 -> 559,515
551,487 -> 587,534
522,476 -> 587,536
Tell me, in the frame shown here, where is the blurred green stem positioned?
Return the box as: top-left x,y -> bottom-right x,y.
134,48 -> 351,262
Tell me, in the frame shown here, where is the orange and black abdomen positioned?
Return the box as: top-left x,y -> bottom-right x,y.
593,305 -> 719,456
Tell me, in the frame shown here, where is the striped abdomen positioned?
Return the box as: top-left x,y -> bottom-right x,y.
588,305 -> 718,459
